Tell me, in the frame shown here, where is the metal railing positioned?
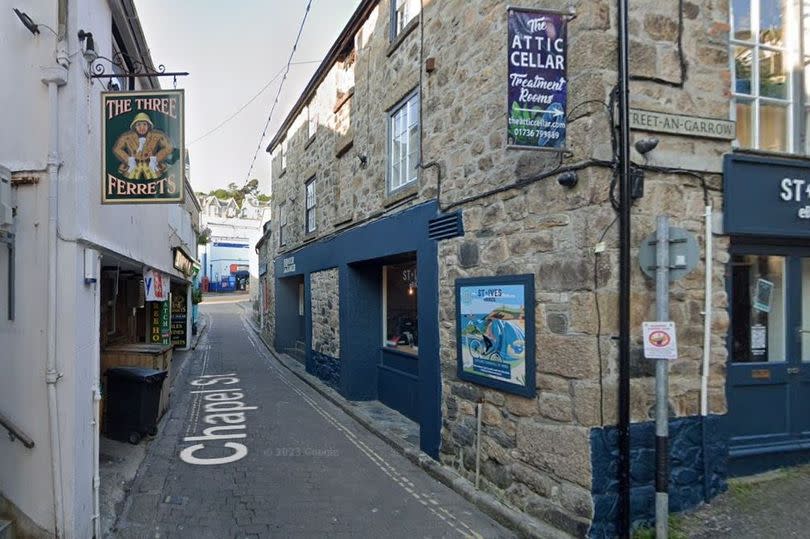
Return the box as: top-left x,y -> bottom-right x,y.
0,411 -> 34,448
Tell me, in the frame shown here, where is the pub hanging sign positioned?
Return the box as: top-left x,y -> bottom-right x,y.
102,90 -> 185,204
507,8 -> 569,150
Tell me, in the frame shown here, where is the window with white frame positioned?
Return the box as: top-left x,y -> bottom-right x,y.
392,0 -> 420,39
280,138 -> 288,172
307,106 -> 318,139
279,203 -> 287,246
388,92 -> 420,193
730,0 -> 807,153
305,178 -> 317,233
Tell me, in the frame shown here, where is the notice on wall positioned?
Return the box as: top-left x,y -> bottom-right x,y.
171,291 -> 188,348
753,279 -> 774,313
642,321 -> 678,360
507,8 -> 568,150
102,90 -> 185,204
150,300 -> 171,345
456,275 -> 536,398
751,324 -> 767,357
144,268 -> 169,302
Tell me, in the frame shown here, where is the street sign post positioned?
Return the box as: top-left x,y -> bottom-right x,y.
639,217 -> 697,539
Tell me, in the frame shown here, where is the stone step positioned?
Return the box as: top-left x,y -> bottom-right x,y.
0,519 -> 12,539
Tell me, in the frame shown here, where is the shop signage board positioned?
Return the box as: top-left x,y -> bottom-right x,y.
173,248 -> 196,277
143,268 -> 169,301
150,300 -> 171,345
642,321 -> 678,360
456,275 -> 536,397
629,109 -> 735,140
507,8 -> 568,150
171,291 -> 188,348
102,90 -> 185,204
725,153 -> 810,237
283,256 -> 296,274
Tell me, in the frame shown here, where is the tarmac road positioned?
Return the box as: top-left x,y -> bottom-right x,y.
111,301 -> 513,538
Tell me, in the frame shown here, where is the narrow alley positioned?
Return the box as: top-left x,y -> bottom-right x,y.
111,299 -> 512,538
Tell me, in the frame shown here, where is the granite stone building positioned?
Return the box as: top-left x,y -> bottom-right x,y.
261,0 -> 809,536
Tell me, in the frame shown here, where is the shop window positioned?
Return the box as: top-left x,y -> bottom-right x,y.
730,254 -> 786,362
305,177 -> 317,233
391,0 -> 419,39
388,91 -> 419,193
803,259 -> 810,363
383,259 -> 418,355
299,283 -> 305,316
730,0 -> 801,153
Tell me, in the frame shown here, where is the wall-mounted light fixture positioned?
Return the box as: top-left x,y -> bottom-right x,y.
13,8 -> 39,35
357,154 -> 368,169
77,30 -> 97,62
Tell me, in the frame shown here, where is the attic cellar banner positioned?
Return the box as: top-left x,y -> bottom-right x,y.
102,90 -> 185,204
507,8 -> 568,150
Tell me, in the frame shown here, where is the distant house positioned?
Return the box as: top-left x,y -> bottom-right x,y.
197,194 -> 270,295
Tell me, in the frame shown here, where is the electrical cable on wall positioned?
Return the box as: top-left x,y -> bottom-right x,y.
244,0 -> 314,185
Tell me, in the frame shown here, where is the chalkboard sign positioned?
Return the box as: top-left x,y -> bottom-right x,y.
171,291 -> 187,348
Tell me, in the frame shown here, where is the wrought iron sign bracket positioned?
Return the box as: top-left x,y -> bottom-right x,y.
87,51 -> 188,80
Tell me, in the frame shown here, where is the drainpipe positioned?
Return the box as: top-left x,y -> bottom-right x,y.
700,206 -> 713,416
700,205 -> 713,502
616,0 -> 632,537
42,53 -> 69,538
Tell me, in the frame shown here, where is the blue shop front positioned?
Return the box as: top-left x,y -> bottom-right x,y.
272,201 -> 443,458
724,153 -> 810,475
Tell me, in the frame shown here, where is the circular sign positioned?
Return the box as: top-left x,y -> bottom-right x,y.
648,330 -> 671,348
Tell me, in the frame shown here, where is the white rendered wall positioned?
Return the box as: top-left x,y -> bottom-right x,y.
0,0 -> 196,535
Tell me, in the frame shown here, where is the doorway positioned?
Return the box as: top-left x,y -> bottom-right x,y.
276,274 -> 306,363
726,243 -> 810,473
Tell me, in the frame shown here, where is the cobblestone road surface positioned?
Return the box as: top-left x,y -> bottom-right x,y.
111,301 -> 512,538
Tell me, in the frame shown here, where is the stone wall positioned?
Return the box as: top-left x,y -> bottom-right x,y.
310,268 -> 340,388
427,0 -> 731,536
270,0 -> 429,262
590,415 -> 728,538
259,241 -> 276,346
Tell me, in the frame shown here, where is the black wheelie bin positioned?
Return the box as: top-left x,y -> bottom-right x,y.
105,367 -> 168,444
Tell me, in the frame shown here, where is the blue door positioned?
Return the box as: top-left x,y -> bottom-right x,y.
726,244 -> 810,474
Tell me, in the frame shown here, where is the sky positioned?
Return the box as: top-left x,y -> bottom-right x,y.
135,0 -> 362,196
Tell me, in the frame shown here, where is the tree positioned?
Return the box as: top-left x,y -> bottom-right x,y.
206,180 -> 268,208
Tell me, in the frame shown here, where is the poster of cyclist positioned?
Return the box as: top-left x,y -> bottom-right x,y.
456,275 -> 536,397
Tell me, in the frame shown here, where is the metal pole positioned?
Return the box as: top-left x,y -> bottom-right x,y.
655,216 -> 670,538
617,0 -> 633,536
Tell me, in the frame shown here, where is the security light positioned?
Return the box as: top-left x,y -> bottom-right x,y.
13,8 -> 39,35
634,137 -> 659,156
557,170 -> 578,188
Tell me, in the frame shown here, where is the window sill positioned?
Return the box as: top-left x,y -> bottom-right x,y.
384,182 -> 418,207
334,87 -> 354,113
305,134 -> 317,150
335,130 -> 354,158
386,18 -> 419,58
382,346 -> 419,359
